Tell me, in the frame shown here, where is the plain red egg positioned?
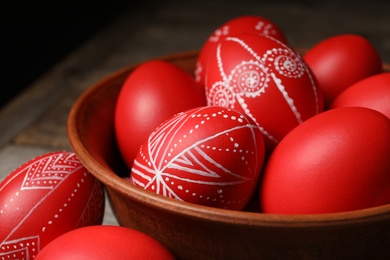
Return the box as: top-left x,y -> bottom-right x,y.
331,72 -> 390,119
260,107 -> 390,214
115,60 -> 207,170
303,34 -> 383,108
35,225 -> 176,260
195,15 -> 288,88
205,33 -> 323,154
130,106 -> 265,211
0,151 -> 105,259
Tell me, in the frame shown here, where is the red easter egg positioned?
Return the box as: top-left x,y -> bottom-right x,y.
195,15 -> 287,88
130,106 -> 265,211
115,60 -> 207,170
331,72 -> 390,119
0,151 -> 105,258
260,107 -> 390,214
35,225 -> 175,260
205,33 -> 323,153
304,34 -> 383,108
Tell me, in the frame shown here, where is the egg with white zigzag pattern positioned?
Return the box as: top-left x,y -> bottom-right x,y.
0,151 -> 105,259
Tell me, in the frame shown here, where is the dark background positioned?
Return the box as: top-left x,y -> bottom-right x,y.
3,0 -> 389,109
3,1 -> 136,109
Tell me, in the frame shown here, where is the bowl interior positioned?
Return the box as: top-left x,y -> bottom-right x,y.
67,50 -> 390,227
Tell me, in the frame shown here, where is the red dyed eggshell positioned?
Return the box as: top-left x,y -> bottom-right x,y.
115,60 -> 207,169
195,15 -> 288,87
0,151 -> 105,258
206,33 -> 323,153
331,72 -> 390,119
260,107 -> 390,214
304,34 -> 383,108
35,225 -> 175,260
130,106 -> 265,211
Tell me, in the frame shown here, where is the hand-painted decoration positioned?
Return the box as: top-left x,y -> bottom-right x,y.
195,15 -> 287,88
0,151 -> 105,259
130,106 -> 265,210
205,33 -> 323,153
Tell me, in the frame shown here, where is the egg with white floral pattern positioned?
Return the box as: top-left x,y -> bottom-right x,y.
205,33 -> 324,154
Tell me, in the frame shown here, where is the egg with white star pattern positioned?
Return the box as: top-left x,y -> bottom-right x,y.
0,151 -> 105,259
130,106 -> 265,210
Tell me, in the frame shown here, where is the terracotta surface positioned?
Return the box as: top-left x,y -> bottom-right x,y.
68,51 -> 390,259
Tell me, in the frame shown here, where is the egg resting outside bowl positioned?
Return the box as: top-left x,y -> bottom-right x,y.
67,50 -> 390,259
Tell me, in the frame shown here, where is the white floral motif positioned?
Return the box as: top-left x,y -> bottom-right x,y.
206,36 -> 316,144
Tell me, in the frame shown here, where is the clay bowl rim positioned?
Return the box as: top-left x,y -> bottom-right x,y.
68,49 -> 390,229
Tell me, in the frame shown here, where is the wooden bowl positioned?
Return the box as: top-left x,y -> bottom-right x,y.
67,50 -> 390,259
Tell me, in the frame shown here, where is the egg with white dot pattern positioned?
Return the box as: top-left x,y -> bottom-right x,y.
205,33 -> 324,154
0,151 -> 105,259
130,106 -> 265,210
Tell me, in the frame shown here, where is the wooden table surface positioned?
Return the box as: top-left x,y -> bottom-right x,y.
1,0 -> 389,226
